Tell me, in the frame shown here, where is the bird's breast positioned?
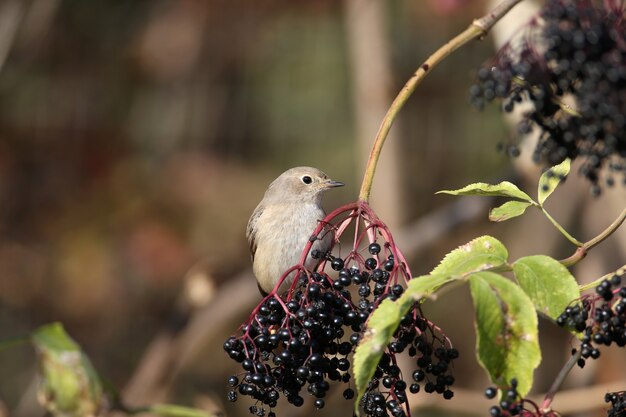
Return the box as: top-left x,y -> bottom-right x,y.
253,203 -> 330,293
259,203 -> 327,258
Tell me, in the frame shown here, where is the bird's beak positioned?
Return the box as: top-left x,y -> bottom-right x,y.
324,180 -> 345,189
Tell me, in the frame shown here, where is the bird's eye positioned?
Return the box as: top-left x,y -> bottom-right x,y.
302,176 -> 312,184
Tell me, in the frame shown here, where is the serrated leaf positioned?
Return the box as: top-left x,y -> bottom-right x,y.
513,255 -> 580,321
431,236 -> 508,276
353,273 -> 457,414
353,299 -> 402,415
538,159 -> 570,205
404,274 -> 458,301
489,201 -> 533,222
32,323 -> 103,417
437,181 -> 534,203
469,272 -> 540,397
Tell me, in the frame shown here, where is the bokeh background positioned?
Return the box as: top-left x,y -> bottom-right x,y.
0,0 -> 624,416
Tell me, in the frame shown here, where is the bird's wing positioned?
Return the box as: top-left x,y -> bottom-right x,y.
246,204 -> 264,261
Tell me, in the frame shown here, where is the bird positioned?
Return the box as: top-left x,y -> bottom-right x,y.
246,167 -> 344,296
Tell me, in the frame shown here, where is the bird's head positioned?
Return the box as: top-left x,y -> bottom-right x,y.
264,167 -> 344,204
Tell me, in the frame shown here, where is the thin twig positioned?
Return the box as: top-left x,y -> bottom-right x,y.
561,208 -> 626,267
358,0 -> 526,202
541,349 -> 582,411
579,264 -> 626,292
541,207 -> 584,247
582,207 -> 626,251
0,336 -> 29,352
473,0 -> 528,32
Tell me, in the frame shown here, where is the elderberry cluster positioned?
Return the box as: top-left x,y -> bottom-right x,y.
484,379 -> 552,417
360,325 -> 458,417
224,276 -> 357,415
605,391 -> 626,417
485,379 -> 524,417
224,203 -> 457,417
557,273 -> 626,368
469,0 -> 626,193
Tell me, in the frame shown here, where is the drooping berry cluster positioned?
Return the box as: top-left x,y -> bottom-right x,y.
224,201 -> 457,417
557,272 -> 626,368
605,391 -> 626,417
484,379 -> 555,417
469,0 -> 626,193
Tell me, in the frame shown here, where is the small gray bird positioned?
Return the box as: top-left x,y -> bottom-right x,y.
247,167 -> 344,296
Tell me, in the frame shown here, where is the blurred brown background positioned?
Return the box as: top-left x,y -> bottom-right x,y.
0,0 -> 624,416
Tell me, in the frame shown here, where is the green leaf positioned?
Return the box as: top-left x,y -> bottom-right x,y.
469,272 -> 540,397
353,273 -> 457,415
489,201 -> 533,222
31,323 -> 103,417
431,236 -> 509,276
538,159 -> 570,205
437,181 -> 534,203
32,322 -> 80,351
404,274 -> 458,301
353,298 -> 402,415
147,404 -> 213,417
513,255 -> 580,321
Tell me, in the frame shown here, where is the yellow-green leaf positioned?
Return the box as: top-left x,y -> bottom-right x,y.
353,273 -> 457,415
431,236 -> 508,276
489,201 -> 533,222
437,181 -> 534,203
538,159 -> 570,205
32,323 -> 103,417
513,255 -> 580,321
353,299 -> 402,415
469,272 -> 540,397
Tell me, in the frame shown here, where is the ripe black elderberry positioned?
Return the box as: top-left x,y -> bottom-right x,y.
485,387 -> 497,399
224,201 -> 458,417
605,391 -> 626,417
369,243 -> 382,255
469,0 -> 626,191
484,379 -> 553,417
557,271 -> 626,368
